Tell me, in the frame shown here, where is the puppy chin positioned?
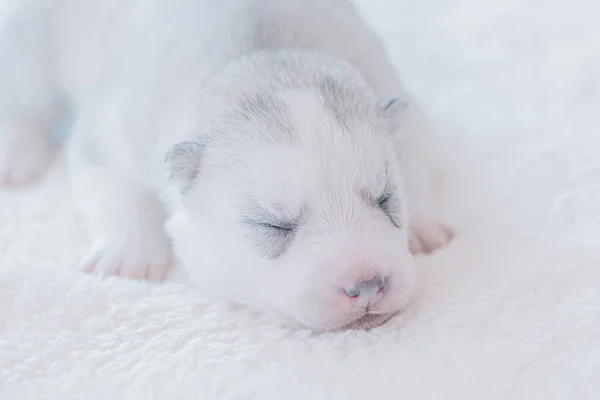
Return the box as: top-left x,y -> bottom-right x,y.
335,312 -> 398,331
295,312 -> 397,333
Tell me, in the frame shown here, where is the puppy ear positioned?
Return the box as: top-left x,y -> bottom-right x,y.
165,141 -> 203,193
378,96 -> 409,134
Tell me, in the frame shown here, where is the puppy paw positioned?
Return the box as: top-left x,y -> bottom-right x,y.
81,237 -> 174,281
0,127 -> 55,187
408,220 -> 454,255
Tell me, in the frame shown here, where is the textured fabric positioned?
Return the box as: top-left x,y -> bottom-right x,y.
1,0 -> 599,398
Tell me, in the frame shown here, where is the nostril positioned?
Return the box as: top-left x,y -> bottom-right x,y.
344,287 -> 361,298
344,276 -> 386,299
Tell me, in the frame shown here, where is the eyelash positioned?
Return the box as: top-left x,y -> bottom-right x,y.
247,219 -> 297,259
376,193 -> 392,210
256,221 -> 296,232
375,192 -> 402,228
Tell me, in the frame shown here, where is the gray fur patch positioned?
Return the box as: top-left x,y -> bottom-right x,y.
224,91 -> 296,144
165,141 -> 203,193
318,75 -> 370,129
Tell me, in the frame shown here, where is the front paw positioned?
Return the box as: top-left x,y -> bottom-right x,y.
408,220 -> 454,255
81,236 -> 173,281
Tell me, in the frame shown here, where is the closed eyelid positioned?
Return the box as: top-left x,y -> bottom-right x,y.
245,223 -> 296,259
376,191 -> 392,204
241,204 -> 298,228
360,187 -> 392,206
360,187 -> 403,228
239,199 -> 307,259
241,205 -> 299,259
240,196 -> 307,227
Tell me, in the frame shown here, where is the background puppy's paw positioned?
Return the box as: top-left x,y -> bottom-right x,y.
81,237 -> 173,281
408,220 -> 454,255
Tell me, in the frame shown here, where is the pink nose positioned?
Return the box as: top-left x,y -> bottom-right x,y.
344,277 -> 385,307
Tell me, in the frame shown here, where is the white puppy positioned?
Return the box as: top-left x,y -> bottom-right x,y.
0,0 -> 453,331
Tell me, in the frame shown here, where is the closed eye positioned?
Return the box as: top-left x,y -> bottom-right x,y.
368,190 -> 402,229
245,219 -> 297,259
256,221 -> 296,232
240,201 -> 302,259
377,193 -> 392,209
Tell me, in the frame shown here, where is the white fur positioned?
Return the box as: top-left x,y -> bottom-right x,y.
0,0 -> 452,331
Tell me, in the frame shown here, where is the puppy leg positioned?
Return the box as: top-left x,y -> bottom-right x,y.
0,5 -> 60,187
393,102 -> 454,254
0,118 -> 58,186
67,136 -> 173,281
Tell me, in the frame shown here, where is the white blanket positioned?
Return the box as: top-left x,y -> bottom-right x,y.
1,0 -> 599,399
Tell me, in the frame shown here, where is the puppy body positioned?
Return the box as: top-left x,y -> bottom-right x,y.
0,0 -> 452,330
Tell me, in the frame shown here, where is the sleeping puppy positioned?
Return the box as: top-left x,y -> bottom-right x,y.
0,0 -> 453,331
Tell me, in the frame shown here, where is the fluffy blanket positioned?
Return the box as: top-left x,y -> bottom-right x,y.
1,0 -> 599,398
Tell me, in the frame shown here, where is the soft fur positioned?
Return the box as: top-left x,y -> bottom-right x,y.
0,0 -> 452,331
2,0 -> 599,397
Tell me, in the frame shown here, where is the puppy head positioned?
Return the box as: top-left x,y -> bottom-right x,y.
165,52 -> 416,331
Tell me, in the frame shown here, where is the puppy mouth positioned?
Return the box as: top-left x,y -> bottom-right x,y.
337,312 -> 396,331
